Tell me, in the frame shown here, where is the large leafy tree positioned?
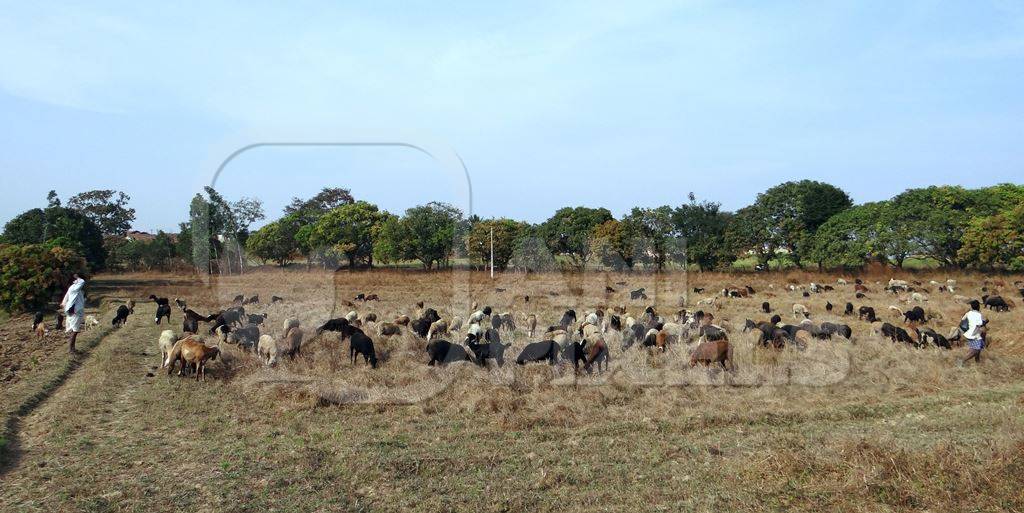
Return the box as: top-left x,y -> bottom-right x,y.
539,206 -> 613,270
0,244 -> 87,312
889,186 -> 981,266
66,190 -> 136,236
737,180 -> 852,268
245,217 -> 300,266
284,187 -> 355,223
671,195 -> 735,271
465,218 -> 530,271
958,201 -> 1024,270
807,202 -> 914,268
371,214 -> 409,266
2,206 -> 106,270
400,202 -> 463,269
623,206 -> 678,270
308,201 -> 388,269
591,219 -> 642,270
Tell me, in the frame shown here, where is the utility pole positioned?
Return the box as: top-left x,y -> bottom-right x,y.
490,226 -> 494,279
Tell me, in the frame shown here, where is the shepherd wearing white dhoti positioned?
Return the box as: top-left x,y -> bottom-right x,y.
60,273 -> 86,353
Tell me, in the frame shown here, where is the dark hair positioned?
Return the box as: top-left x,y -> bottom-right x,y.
969,300 -> 980,311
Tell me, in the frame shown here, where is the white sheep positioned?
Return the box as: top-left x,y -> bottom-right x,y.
910,292 -> 928,302
345,311 -> 358,322
283,318 -> 300,333
792,304 -> 809,319
837,278 -> 848,285
524,314 -> 537,337
449,315 -> 463,334
84,315 -> 99,330
257,334 -> 279,366
426,319 -> 448,341
158,329 -> 177,368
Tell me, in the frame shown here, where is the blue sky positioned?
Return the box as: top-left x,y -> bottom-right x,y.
2,1 -> 1023,232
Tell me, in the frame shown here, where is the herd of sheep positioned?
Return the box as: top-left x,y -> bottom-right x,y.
101,275 -> 1022,382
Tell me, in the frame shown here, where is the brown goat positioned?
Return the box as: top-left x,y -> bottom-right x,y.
281,327 -> 304,360
689,338 -> 734,370
165,337 -> 220,381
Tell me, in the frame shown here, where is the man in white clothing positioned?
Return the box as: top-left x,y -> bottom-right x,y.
959,299 -> 986,367
60,273 -> 87,353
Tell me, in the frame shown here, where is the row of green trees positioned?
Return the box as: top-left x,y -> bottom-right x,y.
238,182 -> 1024,272
2,181 -> 1023,304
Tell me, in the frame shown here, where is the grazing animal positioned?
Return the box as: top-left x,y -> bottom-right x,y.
316,317 -> 352,336
174,298 -> 187,310
525,314 -> 537,338
149,295 -> 170,306
468,306 -> 492,324
918,328 -> 951,349
32,311 -> 45,331
858,306 -> 877,322
844,302 -> 854,316
412,318 -> 433,338
34,321 -> 47,339
112,304 -> 132,327
630,288 -> 648,300
209,307 -> 245,333
825,301 -> 833,312
693,287 -> 705,294
226,325 -> 261,351
271,295 -> 285,303
761,301 -> 771,314
903,306 -> 927,324
84,315 -> 99,330
558,309 -> 578,330
561,340 -> 589,372
247,313 -> 268,326
983,295 -> 1011,312
426,340 -> 471,366
165,337 -> 220,380
257,334 -> 280,365
343,327 -> 378,368
516,341 -> 560,365
465,333 -> 511,367
377,322 -> 401,336
584,338 -> 609,373
362,313 -> 378,324
492,312 -> 516,331
854,284 -> 869,293
155,303 -> 172,324
689,338 -> 734,370
426,319 -> 449,341
278,317 -> 301,358
879,322 -> 917,346
792,304 -> 809,319
394,315 -> 411,326
818,322 -> 852,340
181,308 -> 214,334
243,295 -> 260,305
605,286 -> 615,293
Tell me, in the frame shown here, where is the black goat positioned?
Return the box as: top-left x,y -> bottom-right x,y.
426,340 -> 471,366
516,341 -> 559,365
155,304 -> 172,325
112,305 -> 132,327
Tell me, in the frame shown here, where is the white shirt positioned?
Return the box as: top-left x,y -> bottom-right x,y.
61,278 -> 86,316
962,310 -> 984,340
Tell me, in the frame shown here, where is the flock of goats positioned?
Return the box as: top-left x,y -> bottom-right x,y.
91,276 -> 1020,382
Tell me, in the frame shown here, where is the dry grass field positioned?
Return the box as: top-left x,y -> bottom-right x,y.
2,268 -> 1024,512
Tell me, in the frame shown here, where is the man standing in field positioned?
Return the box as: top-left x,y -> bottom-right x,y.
958,299 -> 986,367
60,272 -> 86,354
